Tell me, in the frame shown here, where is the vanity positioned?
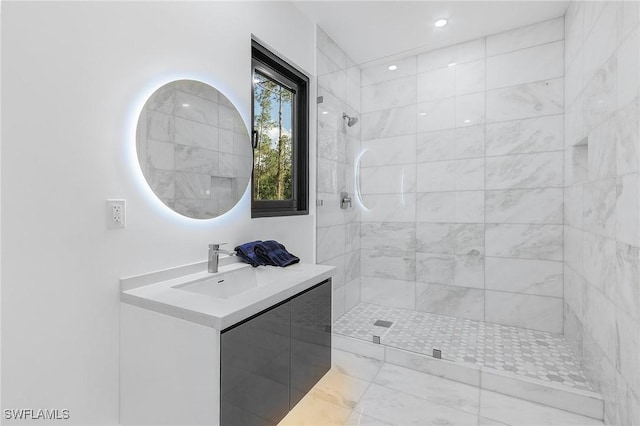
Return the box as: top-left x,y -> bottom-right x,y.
120,259 -> 335,425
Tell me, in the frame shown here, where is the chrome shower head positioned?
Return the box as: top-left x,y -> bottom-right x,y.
342,113 -> 358,127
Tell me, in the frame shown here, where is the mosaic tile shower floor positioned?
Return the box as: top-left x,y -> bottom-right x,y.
334,303 -> 593,391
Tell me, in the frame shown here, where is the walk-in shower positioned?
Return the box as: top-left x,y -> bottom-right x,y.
314,2 -> 636,419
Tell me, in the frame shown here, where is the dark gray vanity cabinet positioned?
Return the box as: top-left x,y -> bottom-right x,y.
220,279 -> 331,426
290,280 -> 332,407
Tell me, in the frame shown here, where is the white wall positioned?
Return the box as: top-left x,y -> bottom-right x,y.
1,2 -> 316,424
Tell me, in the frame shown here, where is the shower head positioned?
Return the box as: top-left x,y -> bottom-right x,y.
342,113 -> 358,127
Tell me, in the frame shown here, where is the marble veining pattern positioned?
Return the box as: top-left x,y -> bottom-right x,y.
281,348 -> 602,426
334,303 -> 593,392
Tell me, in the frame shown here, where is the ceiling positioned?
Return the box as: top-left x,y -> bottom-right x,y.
293,1 -> 570,65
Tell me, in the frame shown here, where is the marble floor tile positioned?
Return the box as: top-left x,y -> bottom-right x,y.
355,383 -> 478,425
279,391 -> 352,426
479,390 -> 603,426
310,369 -> 371,410
344,410 -> 392,425
373,363 -> 480,414
332,348 -> 384,381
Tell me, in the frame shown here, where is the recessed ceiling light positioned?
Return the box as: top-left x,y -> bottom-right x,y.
388,65 -> 398,71
463,119 -> 471,123
321,111 -> 329,115
419,112 -> 427,116
448,62 -> 456,67
182,103 -> 190,107
434,19 -> 448,28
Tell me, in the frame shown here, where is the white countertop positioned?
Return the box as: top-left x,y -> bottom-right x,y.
121,260 -> 335,330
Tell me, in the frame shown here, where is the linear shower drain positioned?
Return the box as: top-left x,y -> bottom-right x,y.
373,320 -> 393,328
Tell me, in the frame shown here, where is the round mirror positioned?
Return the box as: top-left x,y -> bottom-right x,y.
136,80 -> 252,219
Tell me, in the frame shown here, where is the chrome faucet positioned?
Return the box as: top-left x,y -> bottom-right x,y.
208,243 -> 235,273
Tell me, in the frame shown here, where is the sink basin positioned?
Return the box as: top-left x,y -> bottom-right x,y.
174,265 -> 262,299
173,263 -> 306,300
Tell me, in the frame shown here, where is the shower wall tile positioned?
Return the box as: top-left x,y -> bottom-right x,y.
360,193 -> 416,223
583,178 -> 616,238
562,6 -> 640,423
485,291 -> 563,333
345,278 -> 361,311
416,192 -> 456,222
417,67 -> 455,102
345,250 -> 361,282
361,277 -> 415,309
416,283 -> 484,321
416,223 -> 455,254
486,78 -> 564,123
485,257 -> 563,297
361,56 -> 417,86
317,27 -> 347,69
361,134 -> 416,167
615,101 -> 640,175
582,56 -> 617,133
417,39 -> 485,73
455,92 -> 485,127
359,164 -> 416,195
417,98 -> 455,132
582,232 -> 616,299
486,17 -> 564,56
485,224 -> 563,261
454,191 -> 484,223
616,173 -> 640,247
455,159 -> 485,190
361,104 -> 417,140
361,76 -> 416,113
361,222 -> 415,251
455,224 -> 485,255
323,254 -> 346,288
485,114 -> 563,156
616,242 -> 640,322
317,224 -> 346,263
361,249 -> 415,281
583,2 -> 617,83
485,188 -> 563,224
485,152 -> 563,190
318,69 -> 347,100
486,41 -> 564,90
587,117 -> 616,180
415,253 -> 455,285
416,161 -> 455,192
417,130 -> 456,162
455,126 -> 485,159
455,59 -> 485,95
616,27 -> 639,109
346,223 -> 361,252
454,254 -> 484,289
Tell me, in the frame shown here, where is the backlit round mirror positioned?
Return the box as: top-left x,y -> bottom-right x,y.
136,80 -> 252,219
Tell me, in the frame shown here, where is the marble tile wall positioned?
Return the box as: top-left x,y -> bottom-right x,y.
316,27 -> 361,320
563,1 -> 640,424
356,18 -> 566,333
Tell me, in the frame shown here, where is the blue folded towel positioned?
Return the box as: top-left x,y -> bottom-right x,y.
254,240 -> 300,267
234,241 -> 266,267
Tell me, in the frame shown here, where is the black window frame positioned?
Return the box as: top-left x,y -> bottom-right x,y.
251,40 -> 309,218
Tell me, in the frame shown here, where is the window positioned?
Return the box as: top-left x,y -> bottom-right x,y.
251,40 -> 309,218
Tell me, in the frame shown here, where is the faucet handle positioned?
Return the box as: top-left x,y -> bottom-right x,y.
209,243 -> 227,249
